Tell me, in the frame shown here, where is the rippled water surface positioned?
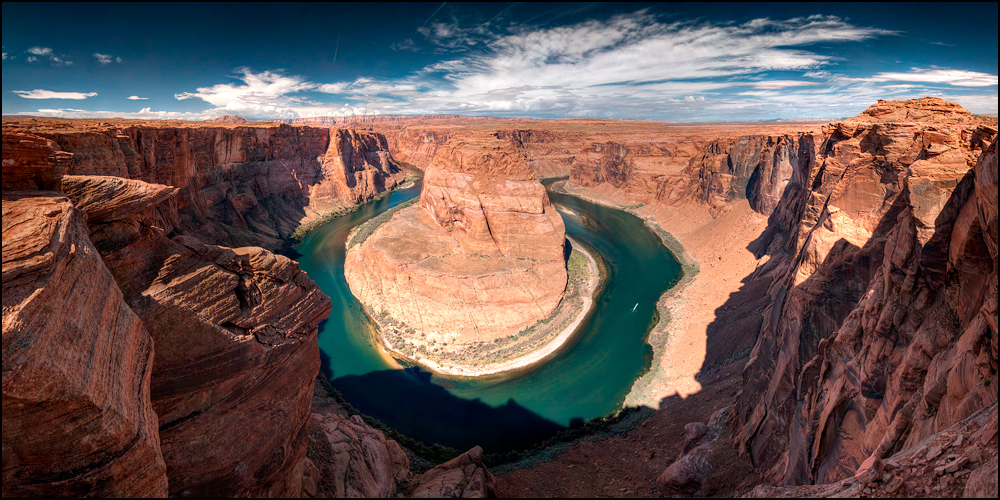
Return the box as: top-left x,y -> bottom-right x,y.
294,180 -> 681,452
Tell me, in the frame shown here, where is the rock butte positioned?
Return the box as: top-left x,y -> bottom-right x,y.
1,97 -> 997,498
344,132 -> 575,370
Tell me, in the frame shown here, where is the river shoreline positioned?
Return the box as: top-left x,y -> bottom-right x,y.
373,236 -> 603,379
550,179 -> 769,408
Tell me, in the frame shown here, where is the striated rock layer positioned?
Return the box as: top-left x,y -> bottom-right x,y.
345,134 -> 567,346
2,119 -> 409,251
2,192 -> 168,497
727,97 -> 998,486
2,122 -> 344,497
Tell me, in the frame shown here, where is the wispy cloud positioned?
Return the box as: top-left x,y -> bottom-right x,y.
317,77 -> 419,97
25,46 -> 71,66
93,53 -> 123,65
127,95 -> 148,100
869,68 -> 997,87
391,39 -> 420,52
172,68 -> 375,119
741,80 -> 822,90
14,89 -> 97,99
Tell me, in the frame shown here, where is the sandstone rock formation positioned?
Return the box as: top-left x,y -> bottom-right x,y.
60,172 -> 332,497
657,406 -> 733,496
3,119 -> 409,251
2,192 -> 168,497
744,401 -> 997,498
2,121 -> 354,497
409,446 -> 496,498
307,412 -> 411,497
4,99 -> 996,498
730,97 -> 998,485
305,379 -> 413,498
205,115 -> 250,124
487,97 -> 995,497
345,134 -> 568,351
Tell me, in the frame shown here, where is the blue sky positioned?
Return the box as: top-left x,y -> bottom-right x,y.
2,2 -> 997,121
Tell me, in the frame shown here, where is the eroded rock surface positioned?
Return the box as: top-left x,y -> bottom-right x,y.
744,402 -> 998,498
345,134 -> 567,349
307,412 -> 410,497
3,119 -> 408,250
409,446 -> 497,498
657,406 -> 733,496
2,193 -> 167,497
2,119 -> 343,497
732,97 -> 998,486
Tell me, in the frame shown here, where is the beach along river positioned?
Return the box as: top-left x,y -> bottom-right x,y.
294,179 -> 681,453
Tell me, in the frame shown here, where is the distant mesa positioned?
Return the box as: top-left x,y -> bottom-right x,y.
205,115 -> 250,124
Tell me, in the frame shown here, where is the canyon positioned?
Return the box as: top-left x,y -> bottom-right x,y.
2,97 -> 997,498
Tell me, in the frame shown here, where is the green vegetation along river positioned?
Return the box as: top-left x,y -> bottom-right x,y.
293,179 -> 682,453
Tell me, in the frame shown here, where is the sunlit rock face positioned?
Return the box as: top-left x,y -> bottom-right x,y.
2,124 -> 337,497
2,192 -> 168,497
346,133 -> 568,343
731,97 -> 998,485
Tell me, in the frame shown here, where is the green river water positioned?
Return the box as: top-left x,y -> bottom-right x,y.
293,179 -> 682,453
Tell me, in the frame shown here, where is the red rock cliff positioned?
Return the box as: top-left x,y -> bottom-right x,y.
4,119 -> 407,251
1,121 -> 356,497
732,97 -> 998,486
2,191 -> 168,497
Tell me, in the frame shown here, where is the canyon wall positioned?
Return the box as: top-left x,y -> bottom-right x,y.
4,119 -> 408,251
708,98 -> 998,488
345,134 -> 568,344
2,191 -> 168,497
1,121 -> 413,497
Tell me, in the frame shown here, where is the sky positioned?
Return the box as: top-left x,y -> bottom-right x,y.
2,2 -> 997,122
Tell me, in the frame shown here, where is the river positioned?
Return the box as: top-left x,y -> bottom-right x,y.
293,179 -> 681,453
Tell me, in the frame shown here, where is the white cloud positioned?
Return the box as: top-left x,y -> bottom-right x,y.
169,68 -> 383,120
25,102 -> 379,121
93,53 -> 123,65
127,95 -> 148,100
175,68 -> 315,106
391,39 -> 420,52
869,68 -> 997,87
2,52 -> 8,60
317,77 -> 419,96
16,12 -> 996,121
14,89 -> 98,99
31,107 -> 208,120
392,12 -> 895,116
803,70 -> 832,79
741,80 -> 822,90
24,46 -> 71,65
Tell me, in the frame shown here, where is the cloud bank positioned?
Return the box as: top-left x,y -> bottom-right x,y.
14,89 -> 97,99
